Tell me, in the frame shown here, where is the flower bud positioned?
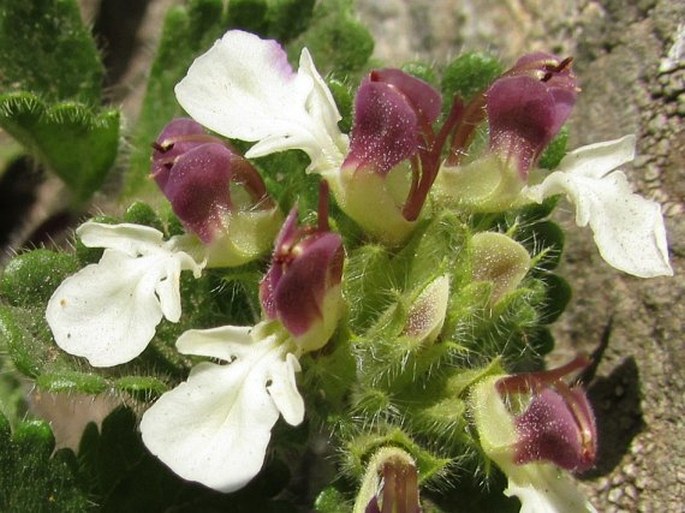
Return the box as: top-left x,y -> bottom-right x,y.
259,207 -> 344,352
353,447 -> 422,513
152,118 -> 282,267
402,275 -> 450,345
471,232 -> 531,303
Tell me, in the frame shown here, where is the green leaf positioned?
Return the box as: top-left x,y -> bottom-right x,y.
264,0 -> 315,41
0,0 -> 104,103
0,414 -> 92,513
441,52 -> 503,103
0,92 -> 119,203
288,0 -> 373,75
520,220 -> 565,271
36,371 -> 107,394
315,486 -> 352,513
538,127 -> 568,170
537,273 -> 572,324
226,0 -> 269,34
0,304 -> 53,378
114,376 -> 168,400
122,201 -> 165,233
124,0 -> 229,199
0,361 -> 27,430
225,0 -> 315,41
0,248 -> 80,307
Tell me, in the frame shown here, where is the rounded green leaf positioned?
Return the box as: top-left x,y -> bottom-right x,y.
0,249 -> 79,306
14,419 -> 55,457
538,274 -> 572,324
441,52 -> 503,102
36,371 -> 108,395
123,201 -> 164,233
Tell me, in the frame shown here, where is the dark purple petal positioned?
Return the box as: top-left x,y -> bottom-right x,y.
272,232 -> 343,336
364,499 -> 382,513
487,75 -> 559,177
273,208 -> 300,254
260,209 -> 300,320
152,118 -> 209,190
372,68 -> 442,124
508,53 -> 576,88
343,80 -> 419,176
486,53 -> 578,178
161,143 -> 235,243
514,387 -> 597,472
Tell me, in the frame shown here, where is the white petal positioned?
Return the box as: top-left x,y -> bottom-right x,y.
47,251 -> 165,367
505,463 -> 597,513
154,256 -> 184,322
526,170 -> 672,277
293,48 -> 350,174
525,136 -> 672,278
47,227 -> 205,366
267,353 -> 305,426
175,29 -> 346,174
76,221 -> 166,256
140,331 -> 304,492
555,135 -> 636,180
176,325 -> 254,362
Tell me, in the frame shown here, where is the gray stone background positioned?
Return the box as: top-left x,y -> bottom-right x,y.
24,1 -> 685,511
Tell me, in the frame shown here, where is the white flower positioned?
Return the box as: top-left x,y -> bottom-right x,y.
140,322 -> 304,492
46,222 -> 204,367
524,135 -> 673,278
175,29 -> 348,175
472,376 -> 597,513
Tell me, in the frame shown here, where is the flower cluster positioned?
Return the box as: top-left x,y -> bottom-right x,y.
43,28 -> 673,510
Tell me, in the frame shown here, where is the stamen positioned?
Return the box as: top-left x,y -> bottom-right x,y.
541,56 -> 573,82
151,141 -> 172,153
496,354 -> 591,395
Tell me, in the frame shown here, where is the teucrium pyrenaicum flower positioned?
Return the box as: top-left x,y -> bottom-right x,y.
470,358 -> 598,513
260,207 -> 344,353
46,222 -> 204,367
140,322 -> 304,492
152,118 -> 282,267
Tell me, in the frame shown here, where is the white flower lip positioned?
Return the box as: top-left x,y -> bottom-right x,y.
46,222 -> 204,367
524,135 -> 673,278
175,29 -> 349,175
140,323 -> 304,492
